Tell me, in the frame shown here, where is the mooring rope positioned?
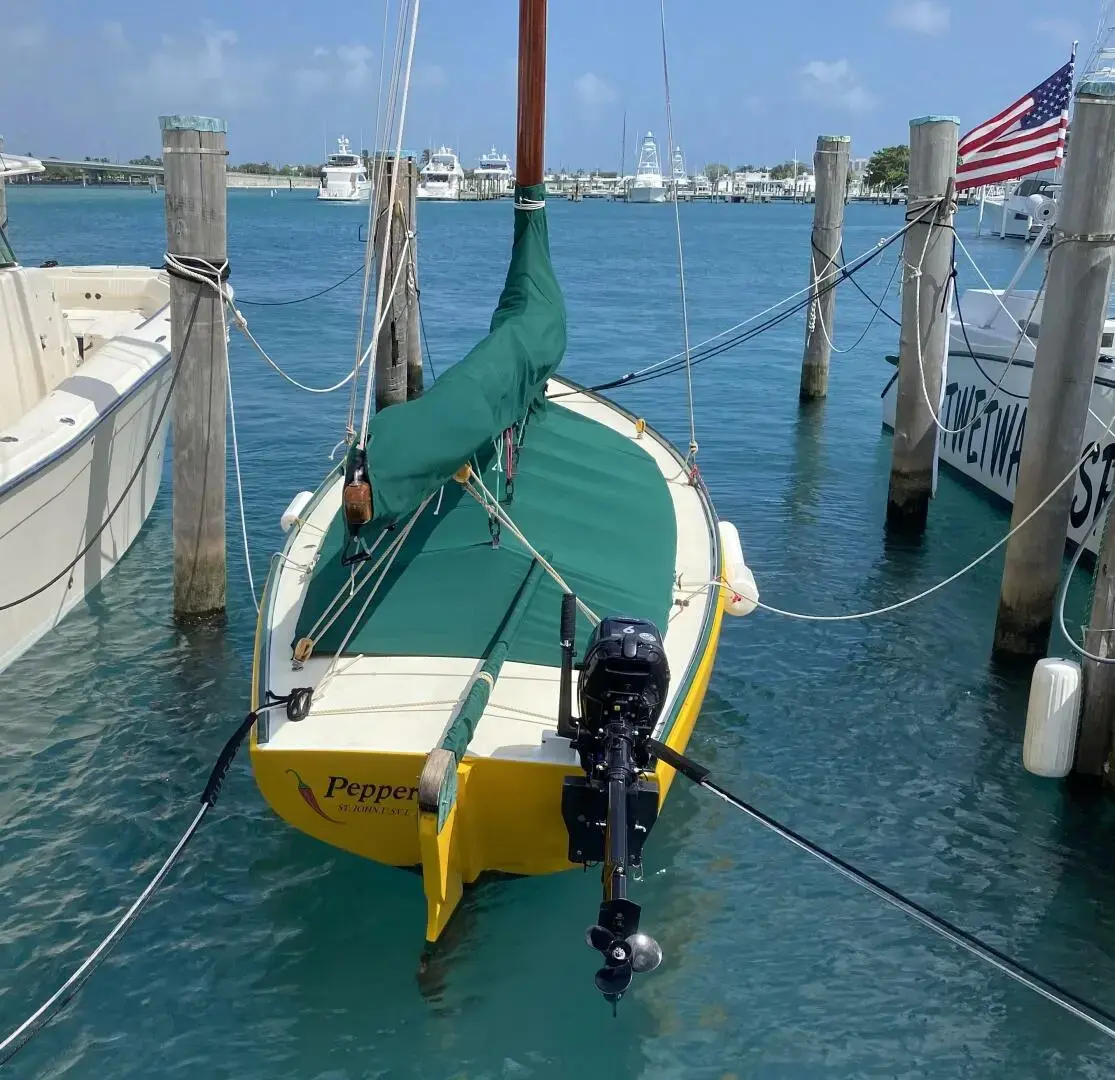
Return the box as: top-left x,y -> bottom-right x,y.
910,224 -> 1048,439
609,202 -> 940,388
0,695 -> 309,1067
650,738 -> 1115,1043
572,200 -> 943,397
752,397 -> 1115,623
810,237 -> 902,355
1057,502 -> 1115,665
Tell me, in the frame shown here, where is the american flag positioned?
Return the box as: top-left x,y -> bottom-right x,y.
955,56 -> 1074,191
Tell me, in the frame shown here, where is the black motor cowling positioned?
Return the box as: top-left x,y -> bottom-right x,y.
577,616 -> 670,737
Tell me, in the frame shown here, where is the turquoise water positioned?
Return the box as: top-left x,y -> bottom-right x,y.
3,186 -> 1115,1079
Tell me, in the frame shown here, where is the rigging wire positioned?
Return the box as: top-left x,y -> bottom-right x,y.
235,262 -> 365,306
416,290 -> 439,381
811,237 -> 902,355
574,200 -> 941,396
357,0 -> 423,449
656,0 -> 697,460
0,292 -> 198,613
612,204 -> 937,387
650,739 -> 1115,1044
841,242 -> 901,328
350,0 -> 413,434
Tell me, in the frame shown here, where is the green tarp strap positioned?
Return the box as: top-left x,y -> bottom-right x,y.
439,557 -> 547,761
358,182 -> 566,525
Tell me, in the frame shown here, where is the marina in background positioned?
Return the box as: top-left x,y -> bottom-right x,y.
5,6 -> 1115,1076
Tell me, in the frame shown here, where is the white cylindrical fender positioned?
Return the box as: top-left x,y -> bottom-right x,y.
280,491 -> 314,533
717,520 -> 758,617
1023,658 -> 1082,778
1025,193 -> 1056,224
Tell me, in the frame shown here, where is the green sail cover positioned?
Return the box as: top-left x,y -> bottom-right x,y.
361,182 -> 565,524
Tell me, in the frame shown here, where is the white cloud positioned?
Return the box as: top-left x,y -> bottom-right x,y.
801,59 -> 875,113
416,64 -> 447,89
573,72 -> 617,111
101,22 -> 127,50
2,22 -> 46,54
336,44 -> 373,89
123,27 -> 271,110
1033,18 -> 1080,43
888,1 -> 950,35
295,43 -> 374,95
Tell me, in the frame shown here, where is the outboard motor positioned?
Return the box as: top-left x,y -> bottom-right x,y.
560,614 -> 670,1010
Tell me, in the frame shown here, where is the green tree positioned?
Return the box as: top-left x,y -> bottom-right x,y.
769,161 -> 807,180
864,145 -> 909,192
704,163 -> 730,181
128,155 -> 162,167
734,163 -> 758,173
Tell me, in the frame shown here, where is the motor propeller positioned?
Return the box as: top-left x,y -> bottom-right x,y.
586,899 -> 663,1008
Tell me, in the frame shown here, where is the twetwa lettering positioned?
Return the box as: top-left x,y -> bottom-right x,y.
939,382 -> 1115,529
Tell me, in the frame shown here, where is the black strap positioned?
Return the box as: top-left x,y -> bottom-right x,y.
163,254 -> 231,283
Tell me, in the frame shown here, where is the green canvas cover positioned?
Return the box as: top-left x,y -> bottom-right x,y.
358,182 -> 566,525
295,401 -> 678,667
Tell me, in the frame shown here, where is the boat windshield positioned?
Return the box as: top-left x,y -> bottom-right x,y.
328,155 -> 360,167
0,224 -> 15,268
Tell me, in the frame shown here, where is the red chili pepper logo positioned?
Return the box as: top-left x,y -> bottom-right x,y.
287,769 -> 343,823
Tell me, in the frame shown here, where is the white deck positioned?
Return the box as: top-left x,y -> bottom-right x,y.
260,383 -> 718,762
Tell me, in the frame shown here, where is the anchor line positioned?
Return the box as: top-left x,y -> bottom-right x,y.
647,738 -> 1115,1043
566,198 -> 943,397
0,692 -> 310,1068
236,262 -> 366,306
0,292 -> 200,613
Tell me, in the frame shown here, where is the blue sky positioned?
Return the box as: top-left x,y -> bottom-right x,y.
0,0 -> 1098,170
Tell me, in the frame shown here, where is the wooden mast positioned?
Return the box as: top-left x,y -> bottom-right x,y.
516,0 -> 546,188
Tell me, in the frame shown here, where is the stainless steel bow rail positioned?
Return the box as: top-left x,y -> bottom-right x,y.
646,737 -> 1115,1043
0,690 -> 311,1069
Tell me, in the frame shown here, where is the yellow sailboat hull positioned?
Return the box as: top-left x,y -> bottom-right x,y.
250,592 -> 724,940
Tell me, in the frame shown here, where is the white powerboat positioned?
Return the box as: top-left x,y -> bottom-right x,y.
476,147 -> 514,196
978,177 -> 1058,240
0,155 -> 173,671
628,132 -> 665,203
417,147 -> 464,200
317,136 -> 371,202
668,146 -> 692,200
881,261 -> 1115,556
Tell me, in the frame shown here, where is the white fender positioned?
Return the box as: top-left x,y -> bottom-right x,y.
1023,658 -> 1082,778
717,520 -> 758,617
280,491 -> 314,533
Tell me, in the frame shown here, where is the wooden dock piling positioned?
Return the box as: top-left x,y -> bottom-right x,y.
799,134 -> 851,401
373,154 -> 421,410
1077,514 -> 1115,776
994,80 -> 1115,659
885,116 -> 958,533
160,115 -> 229,619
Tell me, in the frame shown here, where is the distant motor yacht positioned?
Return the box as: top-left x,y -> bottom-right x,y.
669,145 -> 693,200
628,132 -> 666,203
317,136 -> 370,202
417,147 -> 465,201
476,147 -> 514,196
